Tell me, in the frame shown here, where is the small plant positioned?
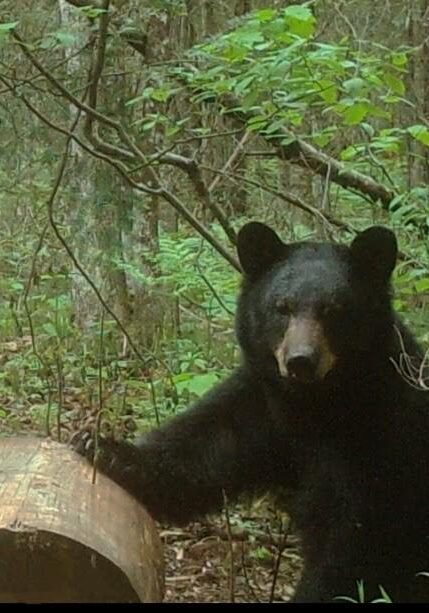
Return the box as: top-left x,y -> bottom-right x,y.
335,579 -> 392,603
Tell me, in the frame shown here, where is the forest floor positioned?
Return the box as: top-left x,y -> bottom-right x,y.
161,512 -> 302,603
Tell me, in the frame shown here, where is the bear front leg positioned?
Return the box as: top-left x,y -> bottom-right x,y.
72,368 -> 283,525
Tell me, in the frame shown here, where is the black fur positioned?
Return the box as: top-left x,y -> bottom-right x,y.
73,223 -> 429,603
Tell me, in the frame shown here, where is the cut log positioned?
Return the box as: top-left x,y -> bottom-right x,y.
0,436 -> 164,603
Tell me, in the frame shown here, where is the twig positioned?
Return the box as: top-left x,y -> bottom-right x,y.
240,540 -> 261,603
132,128 -> 244,169
365,144 -> 397,189
148,377 -> 160,427
87,0 -> 110,117
45,387 -> 53,438
208,131 -> 251,193
195,241 -> 234,316
222,489 -> 236,603
321,161 -> 332,212
22,222 -> 54,379
93,307 -> 105,484
56,353 -> 64,441
201,163 -> 356,234
269,519 -> 289,603
390,325 -> 429,391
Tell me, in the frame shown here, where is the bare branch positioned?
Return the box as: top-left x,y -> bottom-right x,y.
85,0 -> 110,128
391,326 -> 429,391
208,131 -> 251,193
201,163 -> 356,235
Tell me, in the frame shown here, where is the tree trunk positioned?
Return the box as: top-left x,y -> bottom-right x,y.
407,0 -> 429,186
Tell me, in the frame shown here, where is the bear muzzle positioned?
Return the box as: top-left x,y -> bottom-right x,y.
274,316 -> 337,384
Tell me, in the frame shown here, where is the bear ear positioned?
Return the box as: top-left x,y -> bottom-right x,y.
350,226 -> 397,282
237,222 -> 286,278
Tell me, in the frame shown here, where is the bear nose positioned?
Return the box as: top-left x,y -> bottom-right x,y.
287,353 -> 317,383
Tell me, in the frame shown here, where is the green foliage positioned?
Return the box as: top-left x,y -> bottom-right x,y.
142,229 -> 238,416
70,5 -> 108,20
154,0 -> 429,203
335,580 -> 393,603
180,5 -> 408,138
38,31 -> 80,50
151,230 -> 238,318
0,221 -> 240,434
407,125 -> 429,147
172,372 -> 220,397
250,546 -> 272,562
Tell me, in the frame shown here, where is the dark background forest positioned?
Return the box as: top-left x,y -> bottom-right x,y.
0,0 -> 428,602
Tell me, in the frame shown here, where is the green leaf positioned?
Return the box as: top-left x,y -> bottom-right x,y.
341,143 -> 367,160
342,102 -> 368,125
364,103 -> 391,119
228,27 -> 264,49
283,5 -> 315,38
374,585 -> 392,604
407,125 -> 429,147
42,323 -> 58,338
343,77 -> 367,97
234,74 -> 257,95
391,52 -> 407,67
151,88 -> 171,102
280,136 -> 297,146
0,21 -> 19,33
360,122 -> 375,138
415,279 -> 429,293
255,8 -> 276,22
222,44 -> 249,62
73,6 -> 107,19
125,92 -> 147,107
172,373 -> 193,385
286,110 -> 303,127
252,546 -> 271,560
10,281 -> 24,291
247,114 -> 269,131
317,79 -> 338,103
383,73 -> 405,95
312,128 -> 336,147
341,60 -> 357,69
54,32 -> 78,47
370,136 -> 400,154
264,119 -> 285,135
175,373 -> 219,397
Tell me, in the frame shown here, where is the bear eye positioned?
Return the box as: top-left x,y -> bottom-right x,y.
275,300 -> 292,316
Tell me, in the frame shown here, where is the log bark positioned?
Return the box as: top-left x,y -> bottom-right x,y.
0,436 -> 164,603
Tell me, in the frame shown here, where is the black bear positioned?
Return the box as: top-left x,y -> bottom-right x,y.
73,222 -> 429,603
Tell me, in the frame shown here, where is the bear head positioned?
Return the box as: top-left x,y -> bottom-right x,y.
235,222 -> 398,387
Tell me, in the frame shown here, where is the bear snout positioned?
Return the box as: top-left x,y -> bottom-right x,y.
274,316 -> 337,383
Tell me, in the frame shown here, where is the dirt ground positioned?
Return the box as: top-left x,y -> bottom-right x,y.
160,510 -> 303,603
